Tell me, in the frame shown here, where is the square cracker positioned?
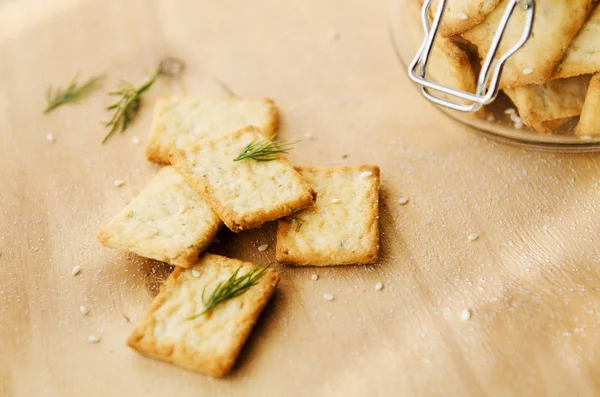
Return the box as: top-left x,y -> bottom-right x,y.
462,0 -> 594,88
126,253 -> 280,377
554,5 -> 600,79
404,0 -> 477,95
97,166 -> 222,268
169,126 -> 316,233
276,166 -> 380,266
428,0 -> 501,37
146,96 -> 279,164
504,75 -> 591,133
575,73 -> 600,136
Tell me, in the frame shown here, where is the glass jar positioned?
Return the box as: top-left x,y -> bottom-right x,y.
390,0 -> 600,152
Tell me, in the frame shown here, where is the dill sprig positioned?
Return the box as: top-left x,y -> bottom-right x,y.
102,65 -> 163,144
234,136 -> 299,162
44,73 -> 103,114
188,264 -> 270,320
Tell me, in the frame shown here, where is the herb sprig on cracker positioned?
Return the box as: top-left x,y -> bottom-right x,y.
233,136 -> 298,162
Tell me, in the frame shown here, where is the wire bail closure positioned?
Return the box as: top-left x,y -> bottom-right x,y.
408,0 -> 535,112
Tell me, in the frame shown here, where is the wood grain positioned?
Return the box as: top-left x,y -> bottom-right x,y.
2,0 -> 600,396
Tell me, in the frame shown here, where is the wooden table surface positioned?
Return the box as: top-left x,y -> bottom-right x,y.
3,0 -> 600,396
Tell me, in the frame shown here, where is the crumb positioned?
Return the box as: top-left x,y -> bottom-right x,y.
88,335 -> 101,343
324,294 -> 334,301
79,306 -> 89,316
257,244 -> 269,252
113,180 -> 125,187
71,265 -> 82,276
461,309 -> 471,321
468,233 -> 479,242
46,133 -> 55,142
375,282 -> 383,291
399,197 -> 409,205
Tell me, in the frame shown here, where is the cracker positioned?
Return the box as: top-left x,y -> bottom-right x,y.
404,0 -> 477,95
97,167 -> 222,268
504,75 -> 591,134
146,96 -> 279,164
276,166 -> 380,266
462,0 -> 594,88
554,5 -> 600,79
169,127 -> 316,232
575,73 -> 600,136
127,253 -> 280,377
428,0 -> 501,37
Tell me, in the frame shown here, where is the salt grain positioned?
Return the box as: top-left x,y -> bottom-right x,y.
399,197 -> 409,205
46,133 -> 55,142
311,273 -> 319,281
324,294 -> 334,301
522,68 -> 534,75
113,179 -> 125,187
457,12 -> 468,20
375,282 -> 383,291
88,335 -> 101,343
461,309 -> 471,321
468,233 -> 479,242
71,265 -> 82,276
79,306 -> 89,316
131,136 -> 140,145
360,171 -> 373,178
331,198 -> 341,203
257,244 -> 269,252
191,269 -> 200,278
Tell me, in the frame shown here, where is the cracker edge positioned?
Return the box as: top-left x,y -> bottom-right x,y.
96,168 -> 222,268
275,165 -> 380,266
126,254 -> 281,377
169,126 -> 317,233
575,73 -> 600,136
145,97 -> 280,164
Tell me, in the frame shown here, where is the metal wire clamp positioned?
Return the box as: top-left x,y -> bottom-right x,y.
408,0 -> 535,112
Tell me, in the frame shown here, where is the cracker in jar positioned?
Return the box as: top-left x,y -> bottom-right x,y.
146,96 -> 279,164
504,75 -> 591,134
462,0 -> 594,88
554,5 -> 600,79
403,0 -> 477,103
575,73 -> 600,136
427,0 -> 501,37
276,166 -> 380,266
126,253 -> 280,377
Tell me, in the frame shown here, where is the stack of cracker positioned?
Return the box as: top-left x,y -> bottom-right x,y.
97,96 -> 381,377
408,0 -> 600,135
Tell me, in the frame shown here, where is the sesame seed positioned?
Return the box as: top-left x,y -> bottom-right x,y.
71,265 -> 82,276
461,309 -> 471,321
113,179 -> 125,187
324,294 -> 334,301
331,198 -> 341,203
457,12 -> 468,20
191,269 -> 200,278
360,171 -> 373,178
46,133 -> 55,142
178,207 -> 186,214
88,335 -> 101,343
326,28 -> 340,41
375,282 -> 383,291
131,136 -> 140,145
258,244 -> 269,252
311,273 -> 319,281
80,306 -> 89,316
580,135 -> 593,141
522,68 -> 534,75
468,233 -> 479,241
399,197 -> 409,205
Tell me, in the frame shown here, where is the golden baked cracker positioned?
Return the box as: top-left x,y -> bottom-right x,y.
127,253 -> 280,377
146,96 -> 279,164
97,167 -> 222,268
504,75 -> 591,134
169,127 -> 316,233
554,5 -> 600,79
462,0 -> 594,88
575,73 -> 600,136
404,0 -> 477,95
276,166 -> 380,266
428,0 -> 501,37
